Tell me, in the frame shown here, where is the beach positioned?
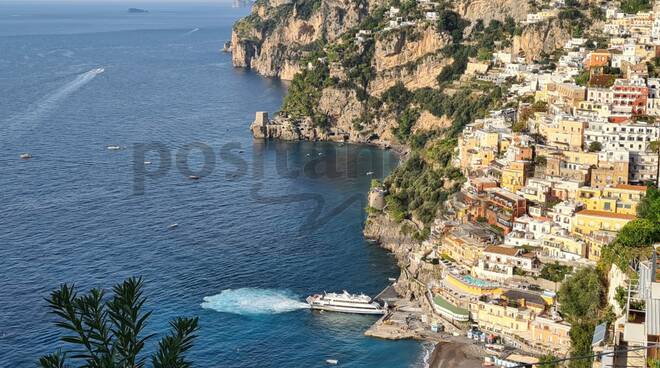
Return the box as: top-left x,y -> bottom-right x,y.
428,341 -> 484,368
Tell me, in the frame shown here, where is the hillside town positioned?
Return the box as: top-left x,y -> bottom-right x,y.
360,0 -> 660,367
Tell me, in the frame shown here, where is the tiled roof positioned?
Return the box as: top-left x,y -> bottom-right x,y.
614,184 -> 647,192
576,210 -> 636,220
484,245 -> 519,256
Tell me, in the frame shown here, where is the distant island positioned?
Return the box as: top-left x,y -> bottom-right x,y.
128,8 -> 148,13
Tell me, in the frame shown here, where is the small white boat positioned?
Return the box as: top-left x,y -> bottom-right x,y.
107,145 -> 121,150
92,67 -> 105,74
326,359 -> 338,365
306,291 -> 386,315
144,161 -> 152,165
168,223 -> 178,230
366,171 -> 374,176
388,277 -> 396,282
189,175 -> 200,180
20,153 -> 32,160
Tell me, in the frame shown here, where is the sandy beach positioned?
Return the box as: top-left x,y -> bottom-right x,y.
428,342 -> 484,368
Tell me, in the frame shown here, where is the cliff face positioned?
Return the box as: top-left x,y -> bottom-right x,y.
231,0 -> 366,80
456,0 -> 530,23
512,19 -> 572,62
369,25 -> 452,96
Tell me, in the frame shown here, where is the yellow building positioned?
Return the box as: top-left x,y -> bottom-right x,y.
540,119 -> 587,151
540,233 -> 587,259
591,161 -> 629,188
561,150 -> 599,166
458,131 -> 500,171
572,210 -> 636,237
441,230 -> 489,267
501,161 -> 532,193
530,315 -> 572,353
474,299 -> 535,337
577,184 -> 646,215
444,273 -> 502,297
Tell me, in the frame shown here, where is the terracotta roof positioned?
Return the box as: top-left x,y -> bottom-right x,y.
614,184 -> 647,192
576,210 -> 636,220
484,245 -> 519,256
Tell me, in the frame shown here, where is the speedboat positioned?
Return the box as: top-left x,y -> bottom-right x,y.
168,223 -> 178,230
306,291 -> 386,315
92,67 -> 105,74
20,153 -> 32,160
326,359 -> 338,365
189,175 -> 200,180
366,171 -> 374,176
107,145 -> 121,150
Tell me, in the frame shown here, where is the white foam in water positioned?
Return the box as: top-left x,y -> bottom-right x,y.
201,288 -> 310,315
3,68 -> 104,141
183,28 -> 200,36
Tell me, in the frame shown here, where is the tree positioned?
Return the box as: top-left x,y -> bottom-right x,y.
620,0 -> 652,14
588,141 -> 602,152
538,354 -> 559,368
558,267 -> 605,324
39,277 -> 199,368
638,186 -> 660,223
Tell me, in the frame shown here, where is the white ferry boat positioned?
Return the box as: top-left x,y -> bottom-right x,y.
306,291 -> 386,315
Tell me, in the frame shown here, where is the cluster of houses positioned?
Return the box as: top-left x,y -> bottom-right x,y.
367,0 -> 660,365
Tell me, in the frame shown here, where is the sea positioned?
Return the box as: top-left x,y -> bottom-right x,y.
0,2 -> 428,367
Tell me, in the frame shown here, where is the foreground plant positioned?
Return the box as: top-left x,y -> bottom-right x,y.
39,277 -> 199,368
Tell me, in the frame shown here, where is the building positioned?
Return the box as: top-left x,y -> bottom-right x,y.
586,50 -> 611,69
485,188 -> 528,234
475,245 -> 540,282
611,78 -> 649,116
576,184 -> 646,215
572,210 -> 636,238
530,314 -> 572,354
540,232 -> 587,260
441,224 -> 501,267
501,161 -> 534,193
615,247 -> 660,366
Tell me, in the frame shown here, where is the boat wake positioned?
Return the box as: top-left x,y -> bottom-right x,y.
183,28 -> 200,36
2,68 -> 104,142
201,288 -> 310,315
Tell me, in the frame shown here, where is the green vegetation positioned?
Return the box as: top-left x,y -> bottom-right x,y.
574,70 -> 590,86
620,0 -> 652,14
38,277 -> 199,368
588,141 -> 602,152
540,262 -> 573,283
558,267 -> 607,368
538,354 -> 559,368
602,187 -> 660,270
281,63 -> 333,127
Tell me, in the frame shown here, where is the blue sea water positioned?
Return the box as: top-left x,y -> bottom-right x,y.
0,2 -> 427,367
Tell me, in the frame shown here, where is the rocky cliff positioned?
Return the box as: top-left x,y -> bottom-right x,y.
512,19 -> 573,62
231,0 -> 369,80
456,0 -> 530,23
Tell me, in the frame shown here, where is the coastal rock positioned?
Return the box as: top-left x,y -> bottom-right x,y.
512,19 -> 572,62
318,87 -> 364,134
230,0 -> 366,80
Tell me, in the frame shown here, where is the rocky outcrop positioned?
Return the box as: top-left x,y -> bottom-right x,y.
412,111 -> 452,134
456,0 -> 530,23
369,54 -> 452,96
231,0 -> 366,80
512,19 -> 572,62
